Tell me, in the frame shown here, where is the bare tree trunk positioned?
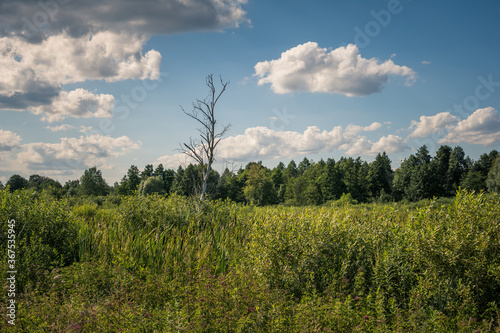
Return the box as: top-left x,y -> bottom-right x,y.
200,162 -> 211,201
180,74 -> 230,201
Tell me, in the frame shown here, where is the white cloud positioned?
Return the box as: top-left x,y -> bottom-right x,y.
0,31 -> 159,120
370,135 -> 408,154
0,0 -> 248,43
0,1 -> 249,121
156,153 -> 193,169
32,89 -> 115,122
421,60 -> 431,65
0,129 -> 22,151
341,137 -> 372,156
79,126 -> 94,133
157,122 -> 408,167
17,134 -> 141,172
0,32 -> 161,121
254,42 -> 416,96
344,122 -> 382,138
439,107 -> 500,146
45,124 -> 74,132
0,31 -> 161,90
409,112 -> 458,138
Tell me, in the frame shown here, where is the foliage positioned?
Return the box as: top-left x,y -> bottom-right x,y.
2,189 -> 500,331
6,174 -> 28,192
138,176 -> 166,196
487,156 -> 500,193
79,167 -> 109,196
5,145 -> 500,206
0,189 -> 80,293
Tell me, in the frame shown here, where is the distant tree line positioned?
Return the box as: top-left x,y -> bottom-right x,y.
2,145 -> 500,205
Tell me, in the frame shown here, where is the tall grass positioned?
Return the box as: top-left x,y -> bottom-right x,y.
1,189 -> 499,331
246,190 -> 500,323
77,194 -> 252,277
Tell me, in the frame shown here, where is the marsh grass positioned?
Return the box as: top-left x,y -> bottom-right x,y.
1,189 -> 499,332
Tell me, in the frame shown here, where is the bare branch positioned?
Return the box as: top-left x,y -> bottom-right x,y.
178,74 -> 230,200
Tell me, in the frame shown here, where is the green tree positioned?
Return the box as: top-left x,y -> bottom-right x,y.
79,167 -> 109,196
127,165 -> 141,191
0,180 -> 3,190
283,160 -> 298,181
320,158 -> 346,201
118,165 -> 142,195
116,175 -> 131,196
393,154 -> 417,201
303,160 -> 325,205
394,146 -> 438,201
486,156 -> 500,193
153,163 -> 174,193
432,145 -> 452,196
163,169 -> 175,194
63,180 -> 79,196
27,174 -> 62,196
138,176 -> 165,196
271,162 -> 285,203
368,152 -> 393,199
285,175 -> 308,206
225,169 -> 246,203
340,157 -> 368,202
6,174 -> 28,192
461,150 -> 500,192
141,164 -> 154,180
446,146 -> 467,195
461,170 -> 487,192
244,163 -> 277,206
171,166 -> 187,196
297,157 -> 311,175
181,164 -> 200,196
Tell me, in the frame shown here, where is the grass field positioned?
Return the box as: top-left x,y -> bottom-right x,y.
1,189 -> 500,332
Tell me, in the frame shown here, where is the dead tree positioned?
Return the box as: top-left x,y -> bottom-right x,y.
180,74 -> 230,201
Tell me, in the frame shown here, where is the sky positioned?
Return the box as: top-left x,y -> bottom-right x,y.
1,0 -> 500,185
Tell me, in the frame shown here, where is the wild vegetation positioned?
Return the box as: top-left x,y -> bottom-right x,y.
1,187 -> 499,332
2,145 -> 500,208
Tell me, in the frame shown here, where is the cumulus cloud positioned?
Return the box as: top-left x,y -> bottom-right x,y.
0,129 -> 22,151
156,153 -> 193,169
254,42 -> 416,96
45,124 -> 74,132
0,31 -> 159,119
31,89 -> 115,122
344,122 -> 382,138
17,134 -> 141,172
157,122 -> 408,167
0,1 -> 248,121
79,126 -> 94,133
370,135 -> 408,154
0,0 -> 249,43
0,31 -> 161,86
409,112 -> 458,138
439,107 -> 500,146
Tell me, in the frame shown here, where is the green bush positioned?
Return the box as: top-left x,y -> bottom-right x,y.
2,189 -> 499,331
246,190 -> 500,322
0,189 -> 79,292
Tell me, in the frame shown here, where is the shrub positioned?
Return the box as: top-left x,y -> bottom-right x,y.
0,189 -> 79,292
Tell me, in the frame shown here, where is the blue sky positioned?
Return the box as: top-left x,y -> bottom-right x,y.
1,0 -> 500,184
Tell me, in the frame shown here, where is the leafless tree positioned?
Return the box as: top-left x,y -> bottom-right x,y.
180,74 -> 230,201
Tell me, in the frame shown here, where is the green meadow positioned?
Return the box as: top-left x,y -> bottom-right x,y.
1,188 -> 500,332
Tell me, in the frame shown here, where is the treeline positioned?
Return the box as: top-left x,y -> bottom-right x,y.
2,144 -> 500,205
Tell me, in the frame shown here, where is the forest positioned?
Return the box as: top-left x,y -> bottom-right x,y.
2,144 -> 500,205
